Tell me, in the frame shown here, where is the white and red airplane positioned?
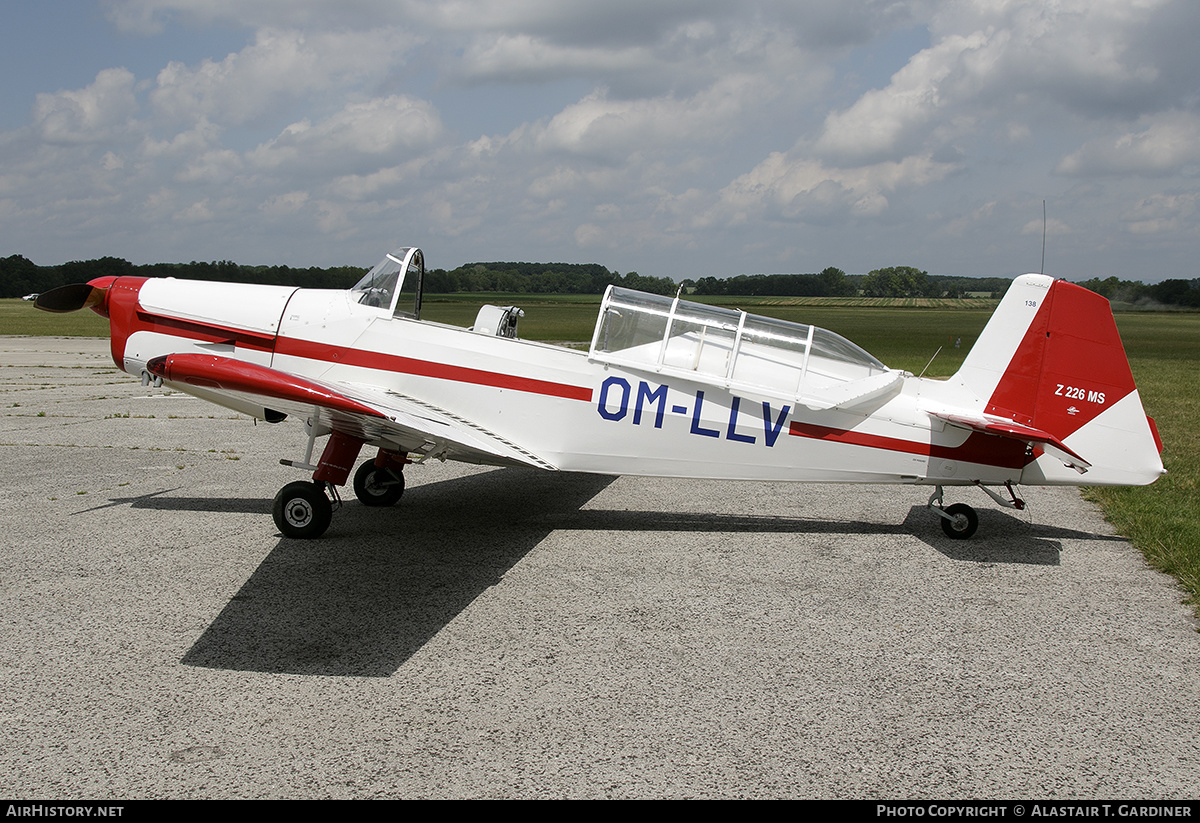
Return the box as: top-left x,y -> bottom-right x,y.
36,247 -> 1164,539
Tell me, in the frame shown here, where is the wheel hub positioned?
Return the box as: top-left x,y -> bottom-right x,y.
285,499 -> 313,528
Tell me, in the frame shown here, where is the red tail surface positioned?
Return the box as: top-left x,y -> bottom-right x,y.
953,275 -> 1163,486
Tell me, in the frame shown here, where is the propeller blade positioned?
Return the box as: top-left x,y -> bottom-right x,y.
34,283 -> 106,313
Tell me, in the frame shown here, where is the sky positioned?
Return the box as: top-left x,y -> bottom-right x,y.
2,1 -> 1199,283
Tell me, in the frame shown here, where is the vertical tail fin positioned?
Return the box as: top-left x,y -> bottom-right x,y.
951,274 -> 1163,485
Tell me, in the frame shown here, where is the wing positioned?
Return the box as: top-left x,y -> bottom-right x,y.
930,410 -> 1091,474
146,353 -> 557,470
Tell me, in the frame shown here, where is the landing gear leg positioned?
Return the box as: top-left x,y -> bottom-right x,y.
975,480 -> 1026,511
273,430 -> 365,539
928,485 -> 979,540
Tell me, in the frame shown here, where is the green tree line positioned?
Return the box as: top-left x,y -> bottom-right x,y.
693,267 -> 859,296
424,261 -> 676,295
695,266 -> 1015,299
3,254 -> 1197,307
1075,275 -> 1200,308
0,255 -> 679,298
0,254 -> 367,298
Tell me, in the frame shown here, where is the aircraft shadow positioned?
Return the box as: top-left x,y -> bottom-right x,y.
172,469 -> 1119,677
180,469 -> 618,677
902,505 -> 1125,565
76,488 -> 270,515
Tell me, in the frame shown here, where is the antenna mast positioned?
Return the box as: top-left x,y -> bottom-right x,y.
1041,200 -> 1047,275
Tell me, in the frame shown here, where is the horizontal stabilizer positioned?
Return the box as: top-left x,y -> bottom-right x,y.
932,411 -> 1091,474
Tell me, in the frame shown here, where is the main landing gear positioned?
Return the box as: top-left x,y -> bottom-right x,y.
272,428 -> 409,539
352,459 -> 406,507
273,481 -> 334,539
927,482 -> 1025,539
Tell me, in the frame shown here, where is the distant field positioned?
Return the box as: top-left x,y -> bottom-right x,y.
711,295 -> 1000,310
0,299 -> 110,336
4,294 -> 1197,616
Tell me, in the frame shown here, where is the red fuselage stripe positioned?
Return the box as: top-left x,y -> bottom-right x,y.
273,337 -> 594,402
788,420 -> 1029,469
136,312 -> 277,351
119,299 -> 593,402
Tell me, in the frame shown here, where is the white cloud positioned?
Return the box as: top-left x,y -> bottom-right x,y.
573,222 -> 605,248
1056,111 -> 1200,176
455,34 -> 653,84
174,198 -> 214,222
4,0 -> 1198,279
259,191 -> 309,215
814,0 -> 1193,166
522,78 -> 762,163
33,68 -> 140,144
1121,192 -> 1197,235
176,148 -> 242,184
707,151 -> 958,227
410,0 -> 728,44
815,30 -> 991,164
104,0 -> 407,33
149,28 -> 403,127
248,96 -> 445,173
325,158 -> 437,201
140,118 -> 222,159
1021,217 -> 1070,236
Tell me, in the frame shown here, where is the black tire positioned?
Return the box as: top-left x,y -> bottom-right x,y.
273,480 -> 333,539
940,502 -> 978,539
353,461 -> 405,507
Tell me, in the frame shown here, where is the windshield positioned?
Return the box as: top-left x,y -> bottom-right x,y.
350,247 -> 423,318
351,253 -> 404,309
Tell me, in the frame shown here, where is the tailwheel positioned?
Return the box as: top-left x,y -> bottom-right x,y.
352,460 -> 406,507
940,502 -> 978,540
273,480 -> 333,539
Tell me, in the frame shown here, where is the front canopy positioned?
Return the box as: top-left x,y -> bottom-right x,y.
351,247 -> 424,319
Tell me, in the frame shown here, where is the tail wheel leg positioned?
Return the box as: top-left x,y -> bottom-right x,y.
939,502 -> 978,539
927,485 -> 979,540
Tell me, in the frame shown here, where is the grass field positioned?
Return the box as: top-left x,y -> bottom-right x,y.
4,294 -> 1197,615
1081,313 -> 1200,610
0,299 -> 111,336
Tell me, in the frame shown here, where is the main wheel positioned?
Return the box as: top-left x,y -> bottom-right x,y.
353,461 -> 405,507
940,502 -> 978,539
273,480 -> 333,539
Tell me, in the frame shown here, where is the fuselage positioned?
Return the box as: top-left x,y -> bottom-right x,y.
101,275 -> 1042,488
